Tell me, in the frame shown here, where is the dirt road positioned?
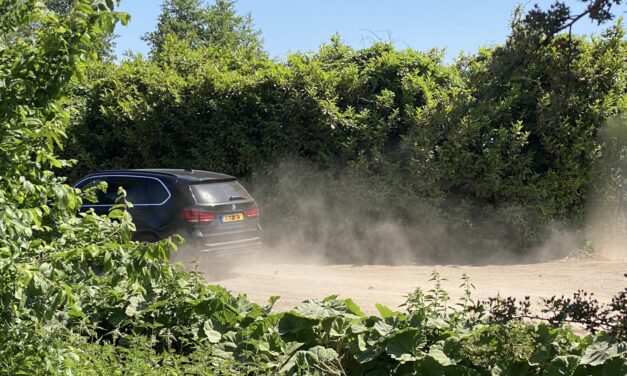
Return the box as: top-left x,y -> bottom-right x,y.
207,258 -> 627,315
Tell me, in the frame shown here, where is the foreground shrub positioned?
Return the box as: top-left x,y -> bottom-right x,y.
5,273 -> 627,375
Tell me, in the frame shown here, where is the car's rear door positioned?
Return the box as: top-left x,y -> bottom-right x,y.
75,175 -> 172,236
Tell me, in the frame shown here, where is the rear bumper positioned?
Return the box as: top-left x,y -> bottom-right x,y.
188,227 -> 262,257
197,236 -> 262,257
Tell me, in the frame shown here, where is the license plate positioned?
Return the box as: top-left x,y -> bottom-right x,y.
221,213 -> 244,223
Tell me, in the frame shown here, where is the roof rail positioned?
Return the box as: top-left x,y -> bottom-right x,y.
88,169 -> 180,178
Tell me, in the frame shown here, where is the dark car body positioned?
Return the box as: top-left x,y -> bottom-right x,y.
73,169 -> 261,260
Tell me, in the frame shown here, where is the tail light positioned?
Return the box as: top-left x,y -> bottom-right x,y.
244,206 -> 259,217
181,208 -> 215,223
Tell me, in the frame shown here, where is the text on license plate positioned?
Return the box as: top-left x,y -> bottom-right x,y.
221,213 -> 244,223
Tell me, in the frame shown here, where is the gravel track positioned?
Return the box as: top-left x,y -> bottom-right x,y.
206,258 -> 627,315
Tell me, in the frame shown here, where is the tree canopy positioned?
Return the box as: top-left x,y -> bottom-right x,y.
143,0 -> 263,58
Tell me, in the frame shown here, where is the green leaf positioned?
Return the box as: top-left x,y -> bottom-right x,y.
375,303 -> 397,318
280,346 -> 338,374
373,320 -> 394,336
322,316 -> 351,337
278,312 -> 316,344
350,323 -> 368,334
124,294 -> 145,317
345,298 -> 366,317
602,358 -> 627,376
305,346 -> 338,363
580,341 -> 626,366
356,346 -> 385,364
119,12 -> 131,26
203,321 -> 222,344
385,329 -> 425,363
427,348 -> 453,367
542,355 -> 580,376
282,341 -> 304,355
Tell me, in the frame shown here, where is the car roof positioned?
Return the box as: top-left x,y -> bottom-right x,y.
84,169 -> 235,182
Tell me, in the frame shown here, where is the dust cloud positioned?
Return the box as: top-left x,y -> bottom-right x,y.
245,159 -> 591,266
235,115 -> 627,267
585,114 -> 627,260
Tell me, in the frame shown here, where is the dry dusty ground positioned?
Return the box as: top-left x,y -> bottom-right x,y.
204,256 -> 627,315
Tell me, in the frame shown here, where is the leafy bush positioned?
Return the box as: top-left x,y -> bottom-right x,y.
7,270 -> 627,375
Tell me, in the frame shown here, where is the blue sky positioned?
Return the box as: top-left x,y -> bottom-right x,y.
115,1 -> 609,61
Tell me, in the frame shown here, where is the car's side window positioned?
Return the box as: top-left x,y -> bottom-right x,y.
75,177 -> 116,205
106,177 -> 147,205
74,177 -> 101,191
76,176 -> 169,206
145,179 -> 169,204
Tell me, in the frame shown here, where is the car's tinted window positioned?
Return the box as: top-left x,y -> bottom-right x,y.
75,177 -> 102,191
75,177 -> 115,205
190,181 -> 250,204
76,176 -> 169,205
146,178 -> 169,204
106,177 -> 146,204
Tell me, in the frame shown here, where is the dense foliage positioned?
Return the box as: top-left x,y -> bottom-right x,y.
63,1 -> 627,258
1,0 -> 626,374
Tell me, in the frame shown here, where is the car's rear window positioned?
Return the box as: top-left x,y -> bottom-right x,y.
190,181 -> 251,204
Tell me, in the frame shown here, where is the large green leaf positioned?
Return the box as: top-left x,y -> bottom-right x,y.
542,355 -> 580,376
580,341 -> 627,366
384,328 -> 426,363
280,346 -> 339,375
278,312 -> 317,344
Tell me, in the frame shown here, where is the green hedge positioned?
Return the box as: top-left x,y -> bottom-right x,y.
65,23 -> 627,256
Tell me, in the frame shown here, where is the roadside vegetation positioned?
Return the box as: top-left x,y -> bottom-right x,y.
0,0 -> 626,374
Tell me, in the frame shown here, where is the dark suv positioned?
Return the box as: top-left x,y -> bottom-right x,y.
73,169 -> 261,260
